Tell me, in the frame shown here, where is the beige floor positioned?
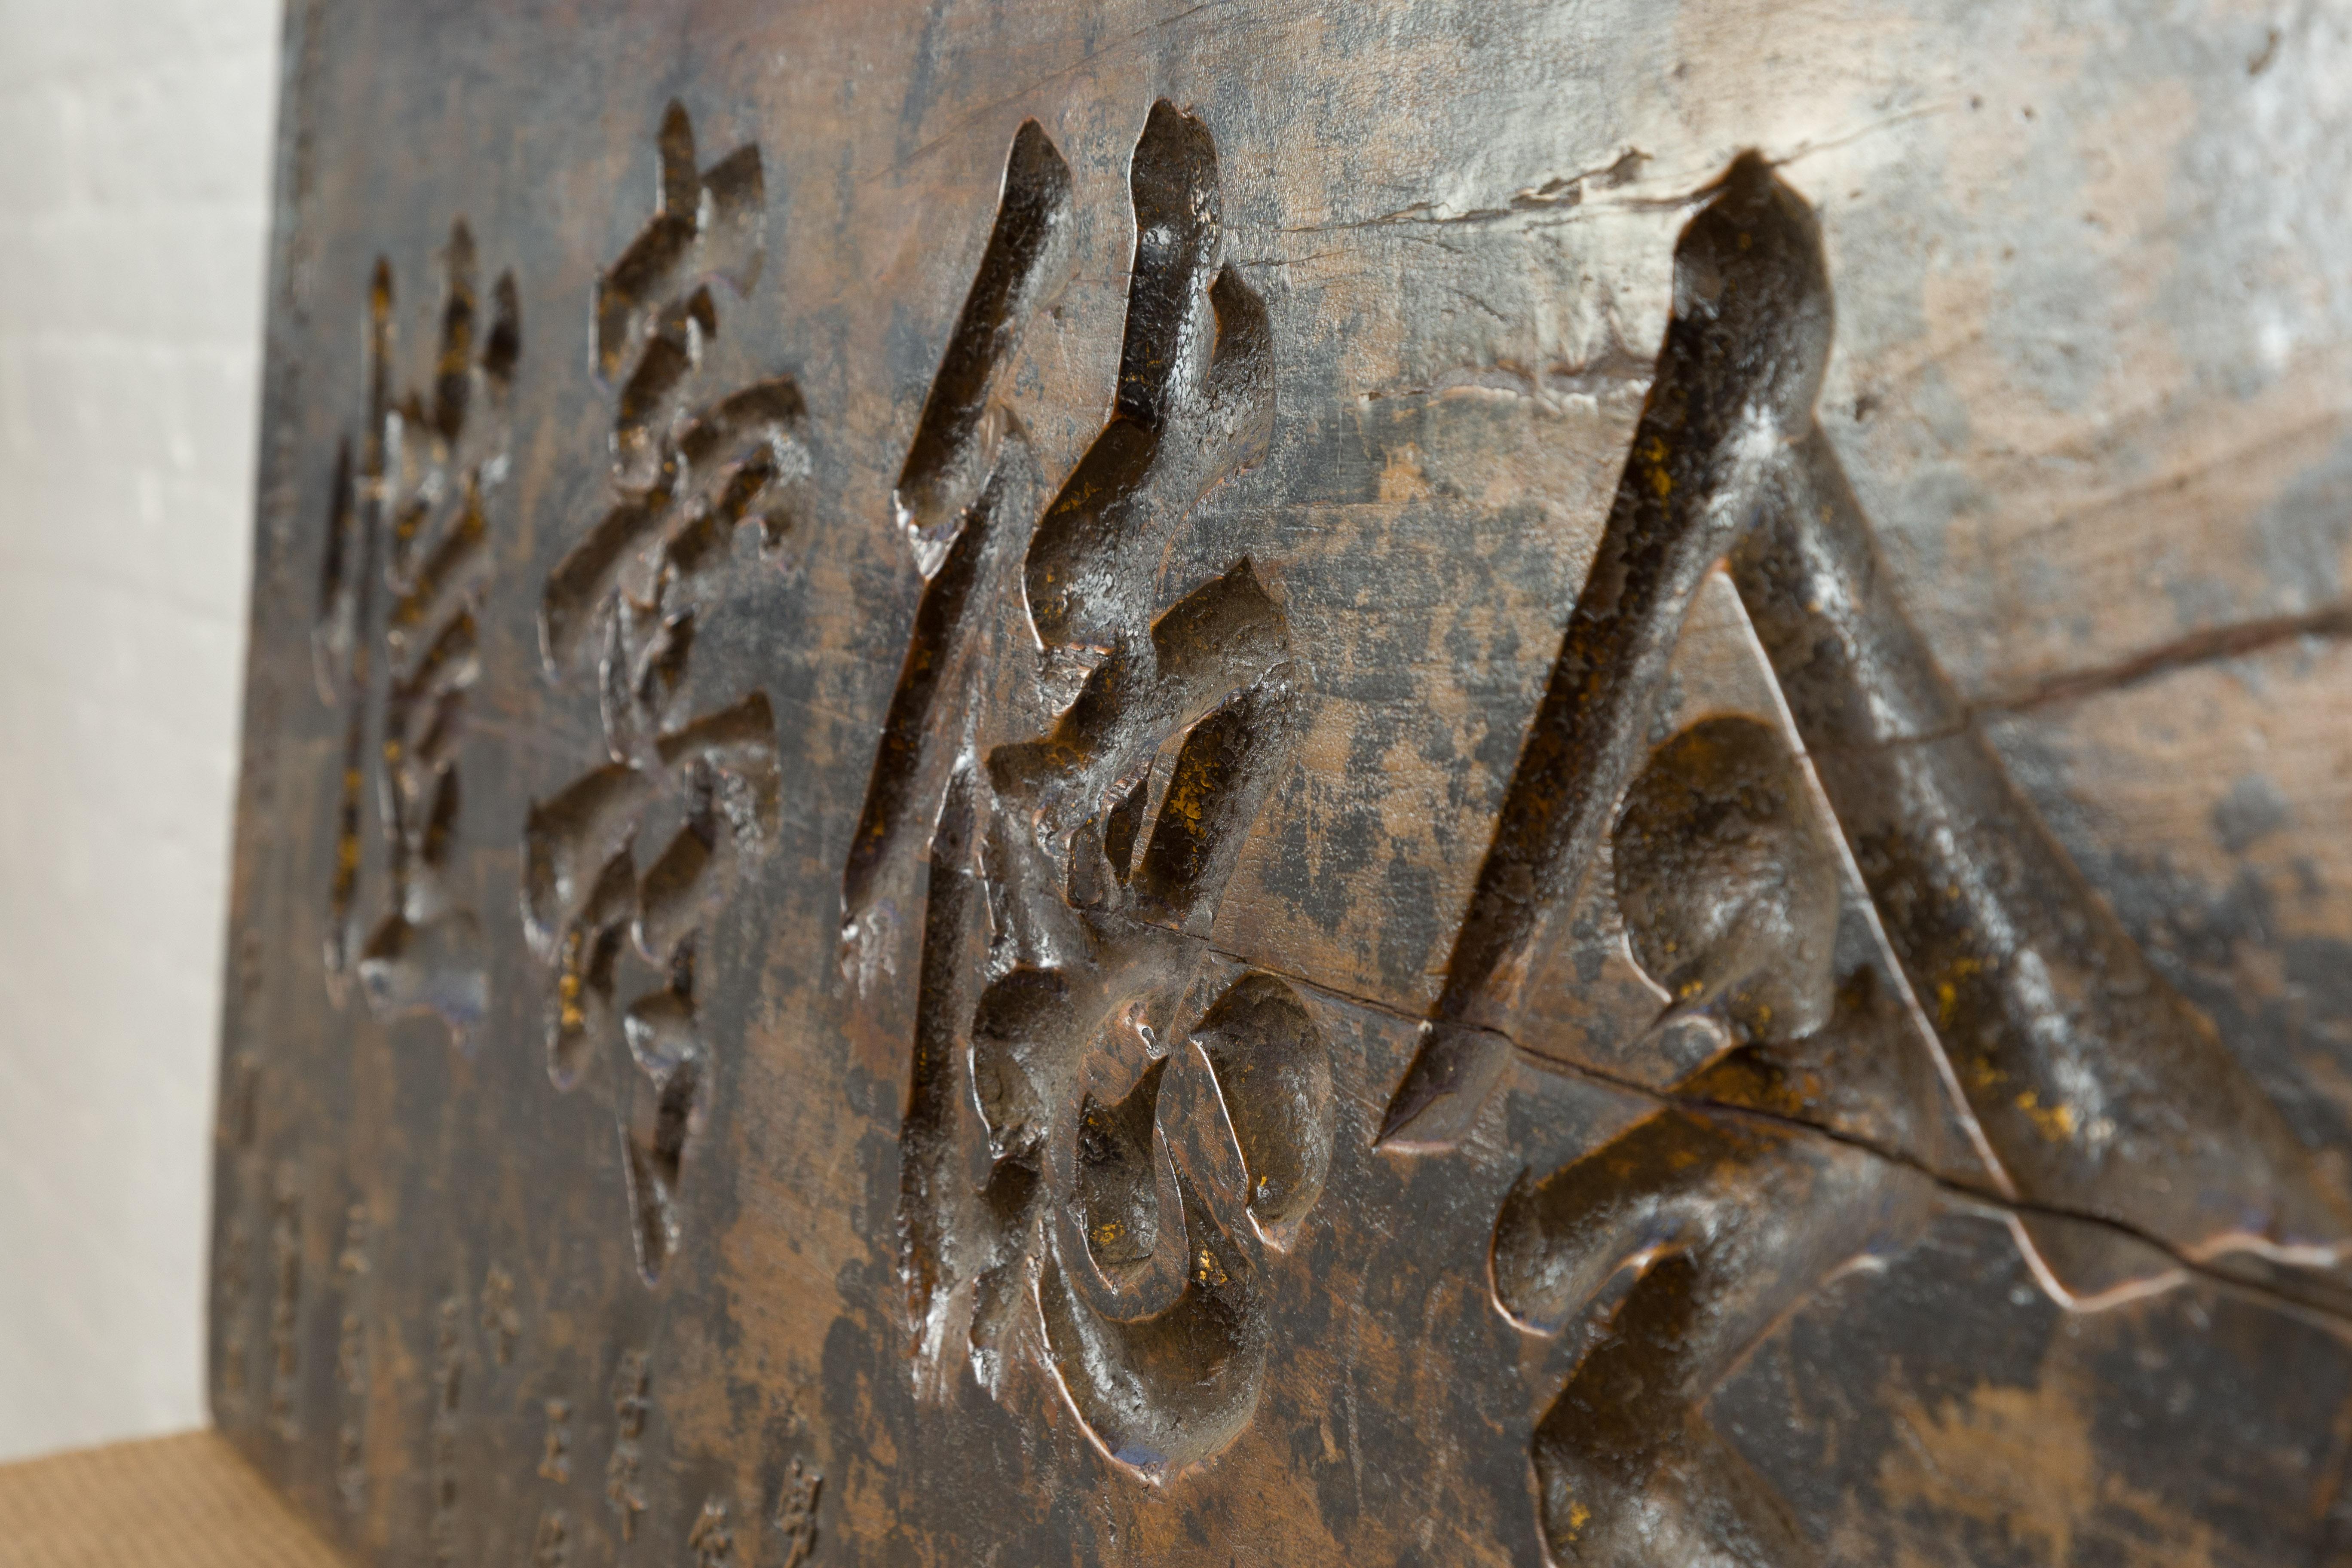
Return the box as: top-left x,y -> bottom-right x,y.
0,1432 -> 344,1568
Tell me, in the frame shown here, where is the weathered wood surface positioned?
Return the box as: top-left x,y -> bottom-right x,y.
211,2 -> 2352,1563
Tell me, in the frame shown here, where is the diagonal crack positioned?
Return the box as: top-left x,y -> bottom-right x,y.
1977,599 -> 2352,714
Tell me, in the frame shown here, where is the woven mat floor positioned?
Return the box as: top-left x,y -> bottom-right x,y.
0,1431 -> 343,1568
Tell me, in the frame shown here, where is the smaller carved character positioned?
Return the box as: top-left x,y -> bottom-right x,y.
266,1165 -> 304,1441
774,1456 -> 821,1567
478,1263 -> 521,1365
428,1293 -> 465,1567
530,1508 -> 570,1568
537,1397 -> 573,1485
333,1204 -> 369,1513
688,1498 -> 734,1566
606,1349 -> 651,1541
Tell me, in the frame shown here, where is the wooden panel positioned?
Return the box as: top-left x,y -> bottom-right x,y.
211,3 -> 2352,1563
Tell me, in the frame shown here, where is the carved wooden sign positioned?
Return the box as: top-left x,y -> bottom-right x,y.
215,3 -> 2352,1563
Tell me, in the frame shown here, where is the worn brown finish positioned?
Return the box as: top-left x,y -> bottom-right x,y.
213,2 -> 2352,1564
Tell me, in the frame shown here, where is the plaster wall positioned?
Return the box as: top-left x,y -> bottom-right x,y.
0,0 -> 279,1461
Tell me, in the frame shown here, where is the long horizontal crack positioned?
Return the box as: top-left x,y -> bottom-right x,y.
1189,916 -> 2352,1333
1510,1027 -> 2352,1335
944,860 -> 2352,1335
1689,1080 -> 2352,1334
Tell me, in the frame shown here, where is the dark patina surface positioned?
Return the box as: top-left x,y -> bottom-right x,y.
213,3 -> 2352,1563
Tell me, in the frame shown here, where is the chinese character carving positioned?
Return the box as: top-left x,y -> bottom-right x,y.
313,224 -> 520,1040
429,1292 -> 465,1568
523,102 -> 802,1284
606,1348 -> 651,1541
773,1456 -> 821,1567
845,102 -> 1334,1480
334,1203 -> 370,1512
1378,153 -> 2352,1565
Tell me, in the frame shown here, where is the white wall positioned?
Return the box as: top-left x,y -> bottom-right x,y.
0,0 -> 280,1461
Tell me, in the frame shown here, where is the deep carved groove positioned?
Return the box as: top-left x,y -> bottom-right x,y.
841,121 -> 1077,956
1377,153 -> 1830,1153
1611,717 -> 1842,1044
1497,713 -> 1943,1568
1038,1130 -> 1268,1478
841,469 -> 1002,940
523,104 -> 796,1285
1191,973 -> 1331,1243
1733,421 -> 2352,1284
1075,1058 -> 1168,1270
893,120 -> 1075,573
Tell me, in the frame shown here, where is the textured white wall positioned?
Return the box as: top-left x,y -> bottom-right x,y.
0,0 -> 280,1460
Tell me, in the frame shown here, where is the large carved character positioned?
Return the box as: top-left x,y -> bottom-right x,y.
847,103 -> 1338,1481
1379,154 -> 2352,1563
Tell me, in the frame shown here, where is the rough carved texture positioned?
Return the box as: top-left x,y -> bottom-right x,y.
214,4 -> 2352,1565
